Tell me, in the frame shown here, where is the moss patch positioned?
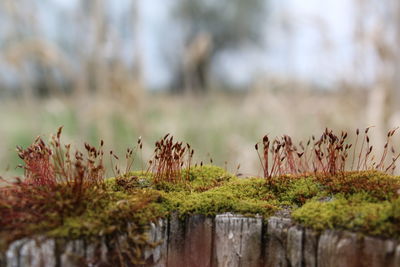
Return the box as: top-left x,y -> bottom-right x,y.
2,166 -> 400,251
292,193 -> 395,237
290,171 -> 400,238
45,166 -> 274,240
317,170 -> 400,200
47,189 -> 166,239
161,178 -> 278,217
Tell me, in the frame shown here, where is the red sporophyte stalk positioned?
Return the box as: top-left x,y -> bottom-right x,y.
16,137 -> 55,186
0,126 -> 106,239
256,128 -> 400,182
149,134 -> 194,183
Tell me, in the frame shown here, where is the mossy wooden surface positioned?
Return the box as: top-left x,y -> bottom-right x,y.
2,166 -> 400,251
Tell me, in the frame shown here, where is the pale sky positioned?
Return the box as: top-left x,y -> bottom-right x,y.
14,0 -> 362,89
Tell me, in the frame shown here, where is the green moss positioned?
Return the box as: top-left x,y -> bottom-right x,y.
46,166 -> 233,239
47,168 -> 400,240
113,166 -> 232,193
153,165 -> 233,193
161,178 -> 278,217
47,188 -> 167,240
318,171 -> 400,200
274,177 -> 326,206
173,190 -> 276,217
185,165 -> 233,188
292,193 -> 397,237
288,171 -> 400,238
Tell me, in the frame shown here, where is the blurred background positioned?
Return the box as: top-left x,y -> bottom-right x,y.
1,0 -> 400,177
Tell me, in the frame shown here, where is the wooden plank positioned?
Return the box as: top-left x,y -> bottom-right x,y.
184,214 -> 213,267
318,231 -> 361,267
264,216 -> 292,267
167,213 -> 186,267
213,213 -> 262,267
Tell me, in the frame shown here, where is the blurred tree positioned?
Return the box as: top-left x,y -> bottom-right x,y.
75,0 -> 143,104
171,0 -> 267,93
354,0 -> 400,146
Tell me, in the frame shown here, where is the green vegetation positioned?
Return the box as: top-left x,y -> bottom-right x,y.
3,128 -> 400,264
43,168 -> 400,242
3,161 -> 400,247
37,165 -> 277,242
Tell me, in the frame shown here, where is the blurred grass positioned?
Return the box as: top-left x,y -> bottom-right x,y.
0,90 -> 366,178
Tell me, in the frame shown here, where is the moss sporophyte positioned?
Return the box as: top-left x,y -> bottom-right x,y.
2,127 -> 400,264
